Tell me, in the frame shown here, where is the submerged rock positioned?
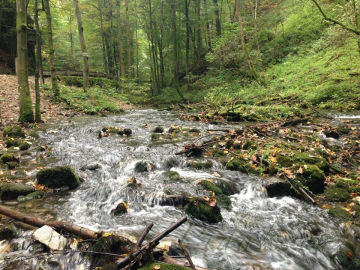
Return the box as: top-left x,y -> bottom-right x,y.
162,171 -> 181,183
0,182 -> 35,200
80,163 -> 101,171
36,166 -> 80,189
111,202 -> 128,216
33,225 -> 67,250
185,198 -> 222,223
164,157 -> 180,169
264,177 -> 294,198
3,126 -> 25,138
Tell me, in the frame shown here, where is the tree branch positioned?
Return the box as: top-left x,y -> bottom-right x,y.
311,0 -> 360,35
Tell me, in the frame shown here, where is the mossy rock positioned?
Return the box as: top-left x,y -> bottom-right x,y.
29,131 -> 40,139
185,198 -> 222,223
153,126 -> 164,133
0,153 -> 18,164
350,186 -> 360,194
3,126 -> 25,138
151,133 -> 161,140
140,263 -> 190,270
189,128 -> 200,133
7,162 -> 18,169
276,152 -> 329,172
36,166 -> 80,189
296,165 -> 325,194
325,187 -> 351,202
186,160 -> 213,170
0,224 -> 17,240
199,180 -> 223,195
242,140 -> 255,150
336,178 -> 358,189
226,158 -> 257,174
19,141 -> 30,151
134,161 -> 155,173
336,248 -> 360,270
111,202 -> 128,216
162,171 -> 181,182
199,179 -> 238,196
168,126 -> 181,133
91,235 -> 134,267
0,182 -> 35,200
164,157 -> 180,169
123,128 -> 132,136
329,207 -> 352,221
216,194 -> 232,210
211,149 -> 226,157
4,138 -> 22,148
17,191 -> 45,202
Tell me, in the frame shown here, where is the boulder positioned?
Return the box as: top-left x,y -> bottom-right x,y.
185,198 -> 222,224
296,165 -> 325,194
225,158 -> 257,174
19,141 -> 31,151
36,166 -> 80,189
3,126 -> 25,138
264,177 -> 294,198
33,225 -> 67,250
0,182 -> 35,200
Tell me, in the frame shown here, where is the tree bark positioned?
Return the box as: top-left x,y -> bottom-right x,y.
134,0 -> 139,80
125,0 -> 131,76
195,0 -> 202,60
213,0 -> 221,36
68,9 -> 75,71
169,0 -> 179,84
185,0 -> 190,72
43,0 -> 59,96
34,0 -> 41,123
16,0 -> 34,123
73,0 -> 89,91
97,0 -> 108,74
116,0 -> 125,92
203,0 -> 211,49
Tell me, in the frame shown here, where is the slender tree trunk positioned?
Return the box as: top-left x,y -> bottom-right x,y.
116,0 -> 125,92
148,0 -> 159,93
204,0 -> 211,49
235,0 -> 258,80
169,0 -> 179,83
195,0 -> 202,60
125,0 -> 131,76
39,31 -> 44,84
68,11 -> 75,70
73,0 -> 89,91
159,0 -> 165,87
134,0 -> 139,80
16,0 -> 34,123
98,0 -> 108,74
34,0 -> 41,122
253,0 -> 261,58
43,0 -> 59,96
213,0 -> 221,36
185,0 -> 190,72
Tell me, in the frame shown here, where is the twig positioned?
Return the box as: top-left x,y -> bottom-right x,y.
178,239 -> 196,270
135,223 -> 154,248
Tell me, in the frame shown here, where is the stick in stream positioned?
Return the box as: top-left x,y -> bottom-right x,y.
135,223 -> 154,248
0,205 -> 99,239
178,239 -> 196,270
116,216 -> 188,269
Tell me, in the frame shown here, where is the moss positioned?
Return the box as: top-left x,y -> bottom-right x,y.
0,153 -> 18,164
211,149 -> 226,157
242,140 -> 255,150
349,186 -> 360,193
134,161 -> 154,173
168,126 -> 181,133
36,166 -> 80,189
153,126 -> 164,133
216,194 -> 232,210
226,158 -> 257,174
199,180 -> 223,195
185,198 -> 222,223
140,263 -> 190,270
336,178 -> 358,189
7,162 -> 18,169
29,131 -> 40,139
3,126 -> 25,138
336,248 -> 360,270
324,187 -> 351,202
151,133 -> 161,140
17,191 -> 45,202
0,182 -> 35,200
187,160 -> 213,170
212,178 -> 239,195
329,207 -> 352,221
163,171 -> 181,182
19,141 -> 30,151
296,165 -> 325,194
276,151 -> 329,172
5,138 -> 22,148
164,157 -> 180,169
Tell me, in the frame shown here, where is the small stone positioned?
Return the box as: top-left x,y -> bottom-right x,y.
33,225 -> 67,250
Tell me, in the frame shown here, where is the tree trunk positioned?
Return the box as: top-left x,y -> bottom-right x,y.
43,0 -> 59,96
34,0 -> 41,123
213,0 -> 221,36
134,0 -> 139,80
116,0 -> 125,92
235,0 -> 258,80
97,0 -> 108,74
125,0 -> 131,76
16,0 -> 34,123
68,10 -> 75,71
185,0 -> 190,72
195,0 -> 202,60
169,0 -> 179,84
73,0 -> 89,91
203,0 -> 211,49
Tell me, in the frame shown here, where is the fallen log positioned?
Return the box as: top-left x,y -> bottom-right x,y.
0,205 -> 99,239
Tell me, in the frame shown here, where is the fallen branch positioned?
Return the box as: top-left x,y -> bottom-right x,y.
178,239 -> 196,270
0,205 -> 99,239
135,223 -> 154,248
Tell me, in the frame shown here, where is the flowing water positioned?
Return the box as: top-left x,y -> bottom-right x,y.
0,110 -> 357,270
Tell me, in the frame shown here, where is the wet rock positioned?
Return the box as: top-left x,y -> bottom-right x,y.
225,158 -> 257,174
80,163 -> 101,171
324,130 -> 340,139
0,182 -> 35,200
164,157 -> 180,169
19,141 -> 31,151
153,126 -> 164,133
37,145 -> 46,152
91,235 -> 134,267
168,126 -> 181,133
123,128 -> 132,136
324,187 -> 351,202
264,177 -> 294,198
33,225 -> 67,250
329,207 -> 352,221
127,176 -> 141,188
212,178 -> 239,195
185,198 -> 222,223
3,125 -> 25,138
134,161 -> 155,173
162,171 -> 181,183
199,180 -> 223,195
36,166 -> 80,189
17,191 -> 45,202
0,224 -> 17,240
186,160 -> 213,170
111,202 -> 128,216
296,165 -> 325,194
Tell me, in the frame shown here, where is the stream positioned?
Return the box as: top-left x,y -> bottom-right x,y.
0,109 -> 357,270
